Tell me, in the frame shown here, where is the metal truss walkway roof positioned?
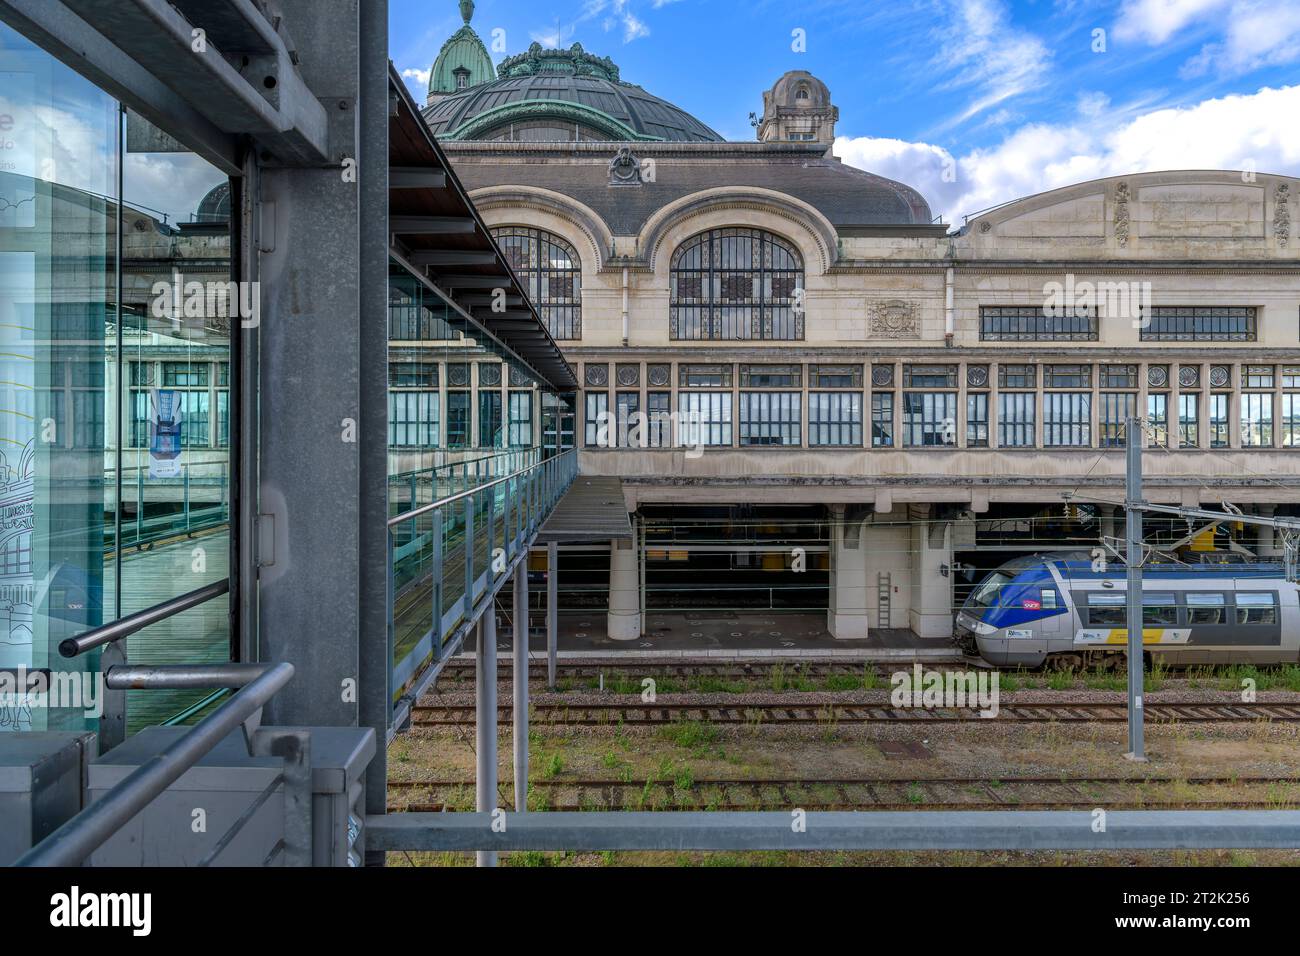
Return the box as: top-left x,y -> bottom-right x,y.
387,64 -> 576,391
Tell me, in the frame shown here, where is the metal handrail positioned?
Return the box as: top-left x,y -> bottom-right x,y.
58,578 -> 230,658
387,446 -> 539,481
15,662 -> 294,867
104,662 -> 271,690
387,449 -> 575,529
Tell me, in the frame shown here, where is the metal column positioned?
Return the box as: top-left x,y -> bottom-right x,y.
547,540 -> 558,689
513,565 -> 529,812
1125,417 -> 1146,760
475,615 -> 498,867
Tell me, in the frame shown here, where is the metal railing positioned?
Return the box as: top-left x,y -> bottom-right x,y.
386,448 -> 577,707
15,662 -> 295,867
59,578 -> 230,658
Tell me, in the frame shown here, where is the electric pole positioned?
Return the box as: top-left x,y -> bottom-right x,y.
1125,416 -> 1146,761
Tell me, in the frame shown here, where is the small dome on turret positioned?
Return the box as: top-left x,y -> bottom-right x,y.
427,0 -> 496,105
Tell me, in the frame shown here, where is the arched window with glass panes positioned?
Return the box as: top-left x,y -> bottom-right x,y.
669,228 -> 804,340
491,227 -> 582,339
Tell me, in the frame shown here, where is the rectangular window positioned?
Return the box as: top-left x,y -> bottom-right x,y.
1179,394 -> 1199,448
980,306 -> 1098,341
998,392 -> 1035,447
585,391 -> 609,446
739,364 -> 801,388
1147,393 -> 1168,448
1210,393 -> 1230,448
903,364 -> 957,388
1140,306 -> 1256,341
809,364 -> 862,388
966,393 -> 989,447
1186,592 -> 1226,625
739,392 -> 801,446
508,391 -> 532,447
1241,393 -> 1273,447
871,393 -> 894,448
388,361 -> 438,388
1046,364 -> 1092,389
389,392 -> 439,447
903,392 -> 957,447
1087,591 -> 1126,627
1143,592 -> 1178,627
1283,366 -> 1300,389
1043,393 -> 1091,447
678,364 -> 733,387
808,392 -> 862,447
998,364 -> 1037,389
616,392 -> 639,448
1236,592 -> 1278,625
647,392 -> 671,448
1283,394 -> 1300,448
1100,364 -> 1138,389
1099,393 -> 1136,448
1243,365 -> 1275,389
478,391 -> 503,448
447,391 -> 470,448
679,391 -> 732,446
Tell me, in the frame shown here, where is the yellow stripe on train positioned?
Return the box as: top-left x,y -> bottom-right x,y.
1074,629 -> 1191,645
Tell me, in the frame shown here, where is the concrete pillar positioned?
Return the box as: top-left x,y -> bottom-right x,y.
865,510 -> 911,630
1256,505 -> 1279,558
1099,505 -> 1117,546
827,505 -> 869,640
607,537 -> 640,640
908,505 -> 954,639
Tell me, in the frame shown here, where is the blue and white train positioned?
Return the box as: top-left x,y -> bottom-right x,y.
955,552 -> 1300,667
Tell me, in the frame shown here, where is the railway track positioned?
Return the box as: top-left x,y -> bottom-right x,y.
436,660 -> 971,682
386,774 -> 1300,812
409,698 -> 1300,727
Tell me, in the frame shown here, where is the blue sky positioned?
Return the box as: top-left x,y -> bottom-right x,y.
392,0 -> 1300,224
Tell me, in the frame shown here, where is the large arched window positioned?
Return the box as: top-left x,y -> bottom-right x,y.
491,227 -> 582,339
669,228 -> 804,341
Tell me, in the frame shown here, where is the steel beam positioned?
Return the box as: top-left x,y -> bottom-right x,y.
61,0 -> 329,164
547,541 -> 558,690
364,810 -> 1300,853
410,250 -> 496,265
512,565 -> 529,812
389,216 -> 476,234
390,167 -> 448,189
475,615 -> 498,867
258,0 -> 363,727
0,0 -> 240,173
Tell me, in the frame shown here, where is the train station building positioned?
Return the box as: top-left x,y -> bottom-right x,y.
417,3 -> 1300,646
0,0 -> 1298,870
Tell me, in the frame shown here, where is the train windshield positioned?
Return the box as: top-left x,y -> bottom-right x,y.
967,572 -> 1013,610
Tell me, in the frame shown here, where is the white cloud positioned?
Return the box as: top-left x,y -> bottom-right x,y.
400,66 -> 430,88
929,0 -> 1052,128
836,83 -> 1300,227
1117,0 -> 1300,77
1114,0 -> 1229,44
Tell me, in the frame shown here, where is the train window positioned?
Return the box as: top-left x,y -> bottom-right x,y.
1087,591 -> 1126,626
1186,592 -> 1226,625
1235,592 -> 1278,625
1142,592 -> 1178,626
1040,589 -> 1058,609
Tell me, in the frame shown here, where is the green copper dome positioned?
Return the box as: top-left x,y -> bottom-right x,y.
428,0 -> 495,97
423,40 -> 724,143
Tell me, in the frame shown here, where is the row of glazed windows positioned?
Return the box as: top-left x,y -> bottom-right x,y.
483,221 -> 1276,346
580,388 -> 1300,449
